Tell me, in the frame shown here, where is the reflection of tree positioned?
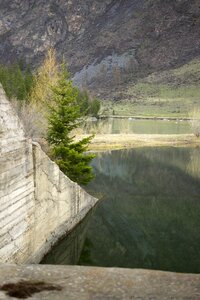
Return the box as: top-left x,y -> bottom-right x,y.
78,119 -> 191,135
187,148 -> 200,179
82,119 -> 109,134
78,238 -> 94,265
41,211 -> 93,265
81,119 -> 134,134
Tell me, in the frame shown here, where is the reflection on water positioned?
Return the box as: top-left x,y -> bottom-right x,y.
42,147 -> 200,273
41,211 -> 93,265
81,118 -> 192,134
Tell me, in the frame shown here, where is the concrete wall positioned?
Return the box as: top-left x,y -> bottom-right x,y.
0,87 -> 97,264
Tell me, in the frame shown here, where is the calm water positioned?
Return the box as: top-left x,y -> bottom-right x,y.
42,147 -> 200,273
82,118 -> 192,134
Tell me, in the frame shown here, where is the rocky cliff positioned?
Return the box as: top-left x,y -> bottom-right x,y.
0,86 -> 97,264
0,0 -> 200,98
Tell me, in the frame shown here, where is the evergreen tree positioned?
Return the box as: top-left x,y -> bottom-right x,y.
89,97 -> 101,117
24,66 -> 35,98
77,90 -> 90,116
77,90 -> 101,117
0,63 -> 34,101
13,64 -> 26,100
47,70 -> 95,185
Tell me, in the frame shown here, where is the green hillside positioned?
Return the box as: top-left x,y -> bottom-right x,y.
107,58 -> 200,118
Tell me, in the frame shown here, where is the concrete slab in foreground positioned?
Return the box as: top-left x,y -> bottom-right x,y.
0,264 -> 199,299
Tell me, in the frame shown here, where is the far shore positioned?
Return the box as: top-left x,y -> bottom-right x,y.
75,134 -> 200,151
99,115 -> 191,121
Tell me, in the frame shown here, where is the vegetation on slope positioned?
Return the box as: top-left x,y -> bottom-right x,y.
105,58 -> 200,118
0,49 -> 99,185
0,63 -> 34,101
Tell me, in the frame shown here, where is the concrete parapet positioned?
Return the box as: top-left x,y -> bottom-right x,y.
0,264 -> 199,299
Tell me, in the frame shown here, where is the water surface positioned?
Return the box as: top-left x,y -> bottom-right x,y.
82,118 -> 192,134
42,147 -> 200,273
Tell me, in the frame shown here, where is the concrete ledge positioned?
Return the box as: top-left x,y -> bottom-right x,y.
0,264 -> 199,299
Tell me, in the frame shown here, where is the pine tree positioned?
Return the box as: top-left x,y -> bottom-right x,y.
47,70 -> 95,185
77,90 -> 101,117
13,64 -> 26,100
0,63 -> 34,101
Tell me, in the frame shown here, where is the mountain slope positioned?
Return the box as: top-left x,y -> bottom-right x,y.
0,0 -> 200,102
109,58 -> 200,117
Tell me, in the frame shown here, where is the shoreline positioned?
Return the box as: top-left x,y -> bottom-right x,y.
76,134 -> 200,151
99,115 -> 191,121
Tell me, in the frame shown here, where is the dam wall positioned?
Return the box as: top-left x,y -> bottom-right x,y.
0,87 -> 97,264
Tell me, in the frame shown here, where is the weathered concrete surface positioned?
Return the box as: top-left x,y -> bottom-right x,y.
0,87 -> 35,264
0,87 -> 98,264
0,264 -> 200,299
29,143 -> 97,264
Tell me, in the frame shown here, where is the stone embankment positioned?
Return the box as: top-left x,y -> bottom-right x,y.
0,87 -> 97,264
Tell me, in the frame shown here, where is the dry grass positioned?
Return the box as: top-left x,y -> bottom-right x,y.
75,133 -> 200,151
11,100 -> 48,140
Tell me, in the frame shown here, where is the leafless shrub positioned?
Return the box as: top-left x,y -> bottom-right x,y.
11,99 -> 48,140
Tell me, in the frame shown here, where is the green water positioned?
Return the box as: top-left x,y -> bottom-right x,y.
82,118 -> 192,134
42,147 -> 200,273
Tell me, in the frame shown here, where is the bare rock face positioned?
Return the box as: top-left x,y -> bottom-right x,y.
0,0 -> 200,96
